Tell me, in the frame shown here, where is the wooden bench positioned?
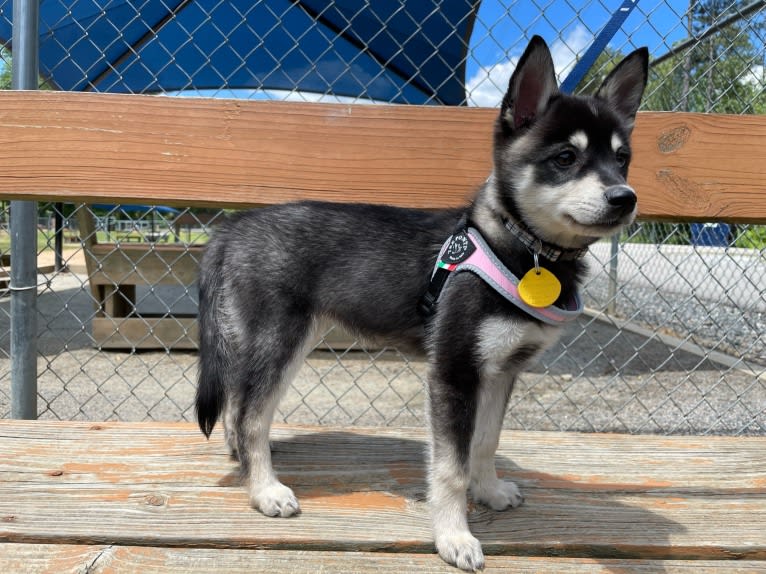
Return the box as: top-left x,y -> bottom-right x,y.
1,92 -> 764,349
75,209 -> 223,349
1,420 -> 765,572
76,210 -> 203,349
0,253 -> 56,292
0,91 -> 764,570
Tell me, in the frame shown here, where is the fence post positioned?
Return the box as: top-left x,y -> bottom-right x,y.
10,0 -> 39,419
606,234 -> 619,315
54,203 -> 66,271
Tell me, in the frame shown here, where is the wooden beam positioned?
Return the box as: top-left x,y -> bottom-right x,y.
87,244 -> 202,286
0,91 -> 763,222
631,112 -> 766,222
91,317 -> 198,350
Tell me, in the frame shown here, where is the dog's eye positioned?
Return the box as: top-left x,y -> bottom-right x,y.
615,149 -> 630,168
554,150 -> 577,167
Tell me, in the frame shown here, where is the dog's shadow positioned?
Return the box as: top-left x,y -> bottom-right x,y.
219,429 -> 684,572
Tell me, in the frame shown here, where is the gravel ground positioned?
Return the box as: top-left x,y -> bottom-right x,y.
585,242 -> 766,365
0,249 -> 763,435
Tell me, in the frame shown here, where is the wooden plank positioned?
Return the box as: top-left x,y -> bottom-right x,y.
0,91 -> 488,210
92,317 -> 365,350
0,92 -> 763,222
87,244 -> 202,286
0,421 -> 764,561
630,112 -> 766,222
92,317 -> 198,349
1,544 -> 764,574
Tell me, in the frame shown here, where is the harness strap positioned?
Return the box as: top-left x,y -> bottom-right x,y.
419,228 -> 584,325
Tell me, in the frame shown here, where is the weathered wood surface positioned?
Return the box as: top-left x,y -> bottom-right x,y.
3,545 -> 765,574
0,91 -> 764,222
0,421 -> 764,572
86,244 -> 202,287
91,317 -> 198,350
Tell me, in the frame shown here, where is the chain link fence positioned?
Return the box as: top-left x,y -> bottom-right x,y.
0,0 -> 764,434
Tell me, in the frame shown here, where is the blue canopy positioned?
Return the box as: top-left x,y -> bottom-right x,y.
0,0 -> 480,105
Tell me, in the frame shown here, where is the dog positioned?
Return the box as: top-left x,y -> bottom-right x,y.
195,36 -> 648,571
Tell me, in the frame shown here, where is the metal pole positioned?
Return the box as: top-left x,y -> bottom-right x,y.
606,234 -> 620,316
54,203 -> 65,271
10,0 -> 39,419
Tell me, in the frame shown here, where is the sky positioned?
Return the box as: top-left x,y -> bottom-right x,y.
465,0 -> 693,105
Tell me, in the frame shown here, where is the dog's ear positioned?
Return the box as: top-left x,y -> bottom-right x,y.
500,35 -> 559,132
595,47 -> 649,128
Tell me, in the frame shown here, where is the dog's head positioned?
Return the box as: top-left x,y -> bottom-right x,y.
489,36 -> 648,250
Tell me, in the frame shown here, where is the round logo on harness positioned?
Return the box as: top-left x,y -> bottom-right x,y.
443,232 -> 475,264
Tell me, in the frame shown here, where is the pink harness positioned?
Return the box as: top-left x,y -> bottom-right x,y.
421,227 -> 583,325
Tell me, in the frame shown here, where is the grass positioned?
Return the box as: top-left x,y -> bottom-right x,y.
0,230 -> 73,255
734,226 -> 766,249
0,228 -> 211,256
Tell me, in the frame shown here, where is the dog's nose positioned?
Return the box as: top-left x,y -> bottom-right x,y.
605,185 -> 637,216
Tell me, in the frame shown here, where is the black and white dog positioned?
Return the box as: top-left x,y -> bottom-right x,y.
196,36 -> 648,571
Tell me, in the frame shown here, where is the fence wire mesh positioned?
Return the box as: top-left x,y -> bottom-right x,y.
0,0 -> 764,434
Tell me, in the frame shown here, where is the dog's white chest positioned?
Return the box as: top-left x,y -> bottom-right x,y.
477,316 -> 561,378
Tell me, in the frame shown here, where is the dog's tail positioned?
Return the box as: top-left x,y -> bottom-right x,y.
195,238 -> 229,439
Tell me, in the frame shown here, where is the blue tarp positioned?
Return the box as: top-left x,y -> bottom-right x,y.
0,0 -> 480,105
691,223 -> 731,247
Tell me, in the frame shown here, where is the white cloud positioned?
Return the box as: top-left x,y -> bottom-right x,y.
740,65 -> 764,87
466,26 -> 593,107
550,26 -> 593,81
465,58 -> 519,107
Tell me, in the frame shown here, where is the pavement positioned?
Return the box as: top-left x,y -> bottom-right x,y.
589,242 -> 766,312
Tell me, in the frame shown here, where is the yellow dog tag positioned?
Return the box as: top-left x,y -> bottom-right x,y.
518,267 -> 561,308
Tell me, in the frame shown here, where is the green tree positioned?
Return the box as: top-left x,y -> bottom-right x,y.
572,48 -> 626,95
571,1 -> 765,114
0,46 -> 55,90
643,0 -> 766,114
0,46 -> 11,89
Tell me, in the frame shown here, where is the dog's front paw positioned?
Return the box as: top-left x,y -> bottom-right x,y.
435,531 -> 485,572
250,482 -> 301,518
471,478 -> 524,511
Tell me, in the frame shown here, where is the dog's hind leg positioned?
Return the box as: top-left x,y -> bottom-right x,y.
235,317 -> 318,518
222,393 -> 239,459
